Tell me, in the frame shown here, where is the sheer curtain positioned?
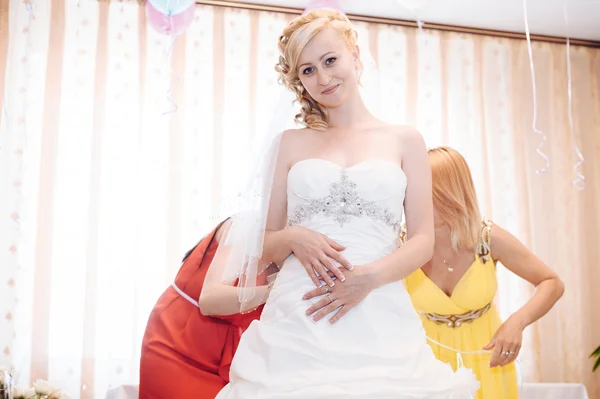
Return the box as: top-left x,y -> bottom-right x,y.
0,1 -> 599,398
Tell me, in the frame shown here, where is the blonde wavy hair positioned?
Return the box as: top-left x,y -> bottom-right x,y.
275,9 -> 361,130
428,146 -> 482,252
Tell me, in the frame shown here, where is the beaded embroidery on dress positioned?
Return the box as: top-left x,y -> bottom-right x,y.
215,158 -> 480,399
287,167 -> 402,233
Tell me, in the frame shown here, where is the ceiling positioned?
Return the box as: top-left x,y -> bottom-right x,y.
231,0 -> 600,42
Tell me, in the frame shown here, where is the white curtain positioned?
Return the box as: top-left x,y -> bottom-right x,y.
1,1 -> 599,398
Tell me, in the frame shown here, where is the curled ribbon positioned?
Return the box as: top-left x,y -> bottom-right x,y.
163,34 -> 180,116
563,4 -> 586,190
161,0 -> 180,116
395,1 -> 425,31
522,0 -> 550,174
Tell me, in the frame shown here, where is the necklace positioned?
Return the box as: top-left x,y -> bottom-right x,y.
442,259 -> 454,272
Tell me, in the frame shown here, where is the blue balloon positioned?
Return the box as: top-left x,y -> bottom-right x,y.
148,0 -> 195,16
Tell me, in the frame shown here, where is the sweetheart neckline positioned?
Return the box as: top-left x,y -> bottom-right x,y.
288,158 -> 406,179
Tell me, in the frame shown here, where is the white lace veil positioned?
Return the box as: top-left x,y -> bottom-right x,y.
212,87 -> 297,312
211,11 -> 383,313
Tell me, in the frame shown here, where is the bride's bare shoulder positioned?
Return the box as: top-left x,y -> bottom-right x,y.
282,127 -> 313,139
386,124 -> 425,149
280,127 -> 319,148
385,124 -> 421,138
277,128 -> 315,164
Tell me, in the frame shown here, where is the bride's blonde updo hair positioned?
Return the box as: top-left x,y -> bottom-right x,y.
275,9 -> 361,130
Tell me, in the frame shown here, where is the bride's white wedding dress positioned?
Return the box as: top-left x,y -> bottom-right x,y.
216,159 -> 479,398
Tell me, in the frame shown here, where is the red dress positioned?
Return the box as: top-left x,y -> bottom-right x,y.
139,221 -> 263,399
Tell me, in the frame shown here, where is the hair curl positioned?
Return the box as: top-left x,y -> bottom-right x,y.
274,9 -> 360,130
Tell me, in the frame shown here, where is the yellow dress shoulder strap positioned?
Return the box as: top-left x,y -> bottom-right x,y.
400,222 -> 407,244
402,219 -> 492,261
476,218 -> 492,262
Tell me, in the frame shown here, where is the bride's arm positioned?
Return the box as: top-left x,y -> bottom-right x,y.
201,130 -> 354,316
261,131 -> 351,286
365,127 -> 434,286
199,134 -> 294,316
260,132 -> 296,264
304,127 -> 434,323
200,131 -> 340,316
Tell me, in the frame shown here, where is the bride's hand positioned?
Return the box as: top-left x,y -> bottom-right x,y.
302,266 -> 376,323
288,226 -> 354,288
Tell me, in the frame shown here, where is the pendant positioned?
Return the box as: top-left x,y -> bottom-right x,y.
443,259 -> 454,272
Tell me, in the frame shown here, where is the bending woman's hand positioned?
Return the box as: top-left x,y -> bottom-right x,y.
287,226 -> 354,287
302,266 -> 377,324
483,317 -> 524,368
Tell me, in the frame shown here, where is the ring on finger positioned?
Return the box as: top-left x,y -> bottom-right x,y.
324,285 -> 331,293
326,294 -> 333,304
502,351 -> 510,356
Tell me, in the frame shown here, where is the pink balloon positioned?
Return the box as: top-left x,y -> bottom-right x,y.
146,0 -> 195,37
304,0 -> 346,14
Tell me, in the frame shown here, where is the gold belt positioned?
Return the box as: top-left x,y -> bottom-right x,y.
419,303 -> 491,328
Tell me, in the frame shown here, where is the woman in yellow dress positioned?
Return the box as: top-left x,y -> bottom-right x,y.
404,146 -> 565,399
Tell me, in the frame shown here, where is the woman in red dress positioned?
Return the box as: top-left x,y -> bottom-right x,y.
139,218 -> 273,399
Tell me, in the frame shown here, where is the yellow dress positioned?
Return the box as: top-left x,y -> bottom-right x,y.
404,221 -> 518,399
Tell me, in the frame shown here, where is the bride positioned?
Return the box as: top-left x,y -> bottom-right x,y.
199,9 -> 479,398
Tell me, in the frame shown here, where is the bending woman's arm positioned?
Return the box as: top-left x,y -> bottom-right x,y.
484,224 -> 564,367
261,131 -> 352,287
199,219 -> 275,316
